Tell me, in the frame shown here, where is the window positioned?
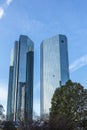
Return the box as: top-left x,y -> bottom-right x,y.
61,40 -> 64,43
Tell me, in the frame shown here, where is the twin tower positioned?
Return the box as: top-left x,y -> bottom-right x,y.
7,34 -> 69,121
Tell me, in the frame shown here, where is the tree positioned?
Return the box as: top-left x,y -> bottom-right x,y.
0,104 -> 5,121
50,80 -> 87,129
4,121 -> 16,130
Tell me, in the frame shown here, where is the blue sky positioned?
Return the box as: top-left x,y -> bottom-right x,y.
0,0 -> 87,115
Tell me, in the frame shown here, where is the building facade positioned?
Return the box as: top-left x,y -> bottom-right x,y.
7,35 -> 34,121
40,34 -> 69,118
7,49 -> 14,120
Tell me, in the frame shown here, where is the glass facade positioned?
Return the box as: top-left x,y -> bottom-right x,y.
40,34 -> 69,118
25,51 -> 34,121
7,50 -> 14,120
7,35 -> 34,121
12,41 -> 19,120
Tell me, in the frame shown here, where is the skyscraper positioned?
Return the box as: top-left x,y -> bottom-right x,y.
7,49 -> 14,120
40,34 -> 69,118
7,35 -> 34,121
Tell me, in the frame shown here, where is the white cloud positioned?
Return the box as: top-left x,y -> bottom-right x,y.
0,0 -> 13,20
0,83 -> 8,102
69,55 -> 87,72
0,7 -> 4,19
0,82 -> 8,113
6,0 -> 13,6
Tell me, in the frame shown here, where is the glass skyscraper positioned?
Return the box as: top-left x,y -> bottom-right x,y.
40,34 -> 69,118
7,35 -> 34,121
7,49 -> 14,120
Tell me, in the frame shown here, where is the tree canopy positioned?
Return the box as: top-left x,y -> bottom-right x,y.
0,104 -> 5,121
50,80 -> 87,129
